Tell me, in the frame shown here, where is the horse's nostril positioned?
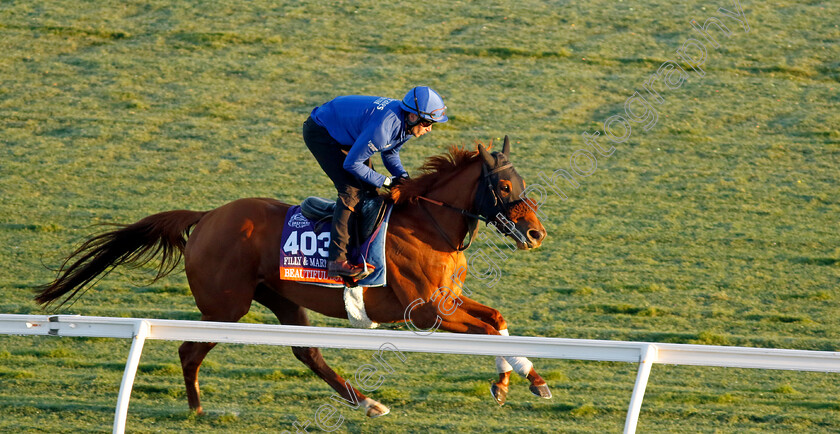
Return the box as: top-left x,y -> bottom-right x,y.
528,229 -> 543,242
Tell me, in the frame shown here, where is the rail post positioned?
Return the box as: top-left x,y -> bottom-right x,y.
113,320 -> 150,434
624,344 -> 657,434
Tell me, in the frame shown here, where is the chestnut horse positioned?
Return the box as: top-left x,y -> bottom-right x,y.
35,136 -> 550,417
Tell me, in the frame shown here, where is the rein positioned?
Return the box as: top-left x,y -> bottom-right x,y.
416,196 -> 487,223
416,198 -> 479,251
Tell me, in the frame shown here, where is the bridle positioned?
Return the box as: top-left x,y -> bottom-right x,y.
416,154 -> 529,251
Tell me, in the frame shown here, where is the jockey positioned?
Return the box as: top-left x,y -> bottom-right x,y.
303,86 -> 448,278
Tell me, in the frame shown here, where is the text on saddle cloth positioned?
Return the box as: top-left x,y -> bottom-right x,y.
279,204 -> 392,288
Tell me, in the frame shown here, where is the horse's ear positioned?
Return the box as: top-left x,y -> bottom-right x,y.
502,135 -> 511,156
477,143 -> 495,167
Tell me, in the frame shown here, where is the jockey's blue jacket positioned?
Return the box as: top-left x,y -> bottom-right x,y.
310,95 -> 411,187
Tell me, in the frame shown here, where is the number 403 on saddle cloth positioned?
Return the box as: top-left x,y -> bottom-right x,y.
279,205 -> 391,287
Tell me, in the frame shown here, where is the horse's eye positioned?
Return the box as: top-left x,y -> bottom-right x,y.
501,184 -> 510,192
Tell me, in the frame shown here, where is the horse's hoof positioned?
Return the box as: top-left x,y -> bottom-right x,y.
490,382 -> 508,406
529,383 -> 552,399
362,398 -> 390,418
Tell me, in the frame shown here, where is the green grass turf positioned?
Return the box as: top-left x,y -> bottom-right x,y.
1,0 -> 838,432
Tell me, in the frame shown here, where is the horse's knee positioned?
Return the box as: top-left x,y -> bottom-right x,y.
404,301 -> 446,330
481,322 -> 499,335
488,309 -> 507,331
406,313 -> 437,331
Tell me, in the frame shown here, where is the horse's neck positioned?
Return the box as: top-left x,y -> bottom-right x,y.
402,161 -> 483,251
423,160 -> 483,210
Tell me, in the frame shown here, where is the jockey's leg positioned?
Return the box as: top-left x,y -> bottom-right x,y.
329,190 -> 359,263
302,116 -> 368,276
327,188 -> 375,277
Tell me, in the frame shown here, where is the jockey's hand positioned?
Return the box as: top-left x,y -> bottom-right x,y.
392,173 -> 410,187
382,174 -> 409,190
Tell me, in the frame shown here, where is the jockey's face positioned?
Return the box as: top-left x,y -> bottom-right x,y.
407,113 -> 434,137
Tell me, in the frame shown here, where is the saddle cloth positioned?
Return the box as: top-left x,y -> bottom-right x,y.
279,200 -> 393,288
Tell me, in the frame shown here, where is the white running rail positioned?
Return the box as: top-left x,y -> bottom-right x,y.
2,314 -> 839,433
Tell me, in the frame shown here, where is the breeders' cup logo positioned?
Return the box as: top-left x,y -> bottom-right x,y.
289,212 -> 309,228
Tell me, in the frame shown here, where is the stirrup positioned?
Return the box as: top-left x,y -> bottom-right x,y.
337,263 -> 376,288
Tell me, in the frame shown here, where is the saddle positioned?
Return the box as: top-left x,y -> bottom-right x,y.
300,194 -> 388,242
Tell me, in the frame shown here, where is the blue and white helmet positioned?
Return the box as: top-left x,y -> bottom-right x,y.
400,86 -> 448,123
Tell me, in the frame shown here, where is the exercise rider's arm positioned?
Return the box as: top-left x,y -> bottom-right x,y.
381,145 -> 408,180
343,116 -> 401,188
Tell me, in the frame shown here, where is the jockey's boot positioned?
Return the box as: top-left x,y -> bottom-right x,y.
327,260 -> 366,277
327,260 -> 376,278
327,195 -> 355,276
327,191 -> 376,279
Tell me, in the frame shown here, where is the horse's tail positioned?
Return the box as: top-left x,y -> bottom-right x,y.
34,209 -> 207,309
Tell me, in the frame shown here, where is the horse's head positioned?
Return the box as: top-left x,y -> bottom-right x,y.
475,136 -> 547,250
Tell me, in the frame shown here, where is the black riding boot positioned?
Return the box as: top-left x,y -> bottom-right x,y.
328,201 -> 353,264
327,197 -> 366,277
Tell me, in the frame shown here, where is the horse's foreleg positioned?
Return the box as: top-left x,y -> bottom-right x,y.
455,296 -> 552,403
254,285 -> 389,418
455,295 -> 508,331
496,328 -> 551,399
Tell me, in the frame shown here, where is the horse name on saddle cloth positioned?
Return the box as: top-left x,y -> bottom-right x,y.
278,204 -> 392,287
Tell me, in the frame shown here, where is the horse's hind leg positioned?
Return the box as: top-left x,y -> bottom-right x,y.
178,301 -> 252,414
177,290 -> 254,414
179,339 -> 217,414
253,284 -> 389,418
179,277 -> 255,414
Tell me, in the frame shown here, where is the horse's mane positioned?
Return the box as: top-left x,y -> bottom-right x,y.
390,145 -> 481,204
